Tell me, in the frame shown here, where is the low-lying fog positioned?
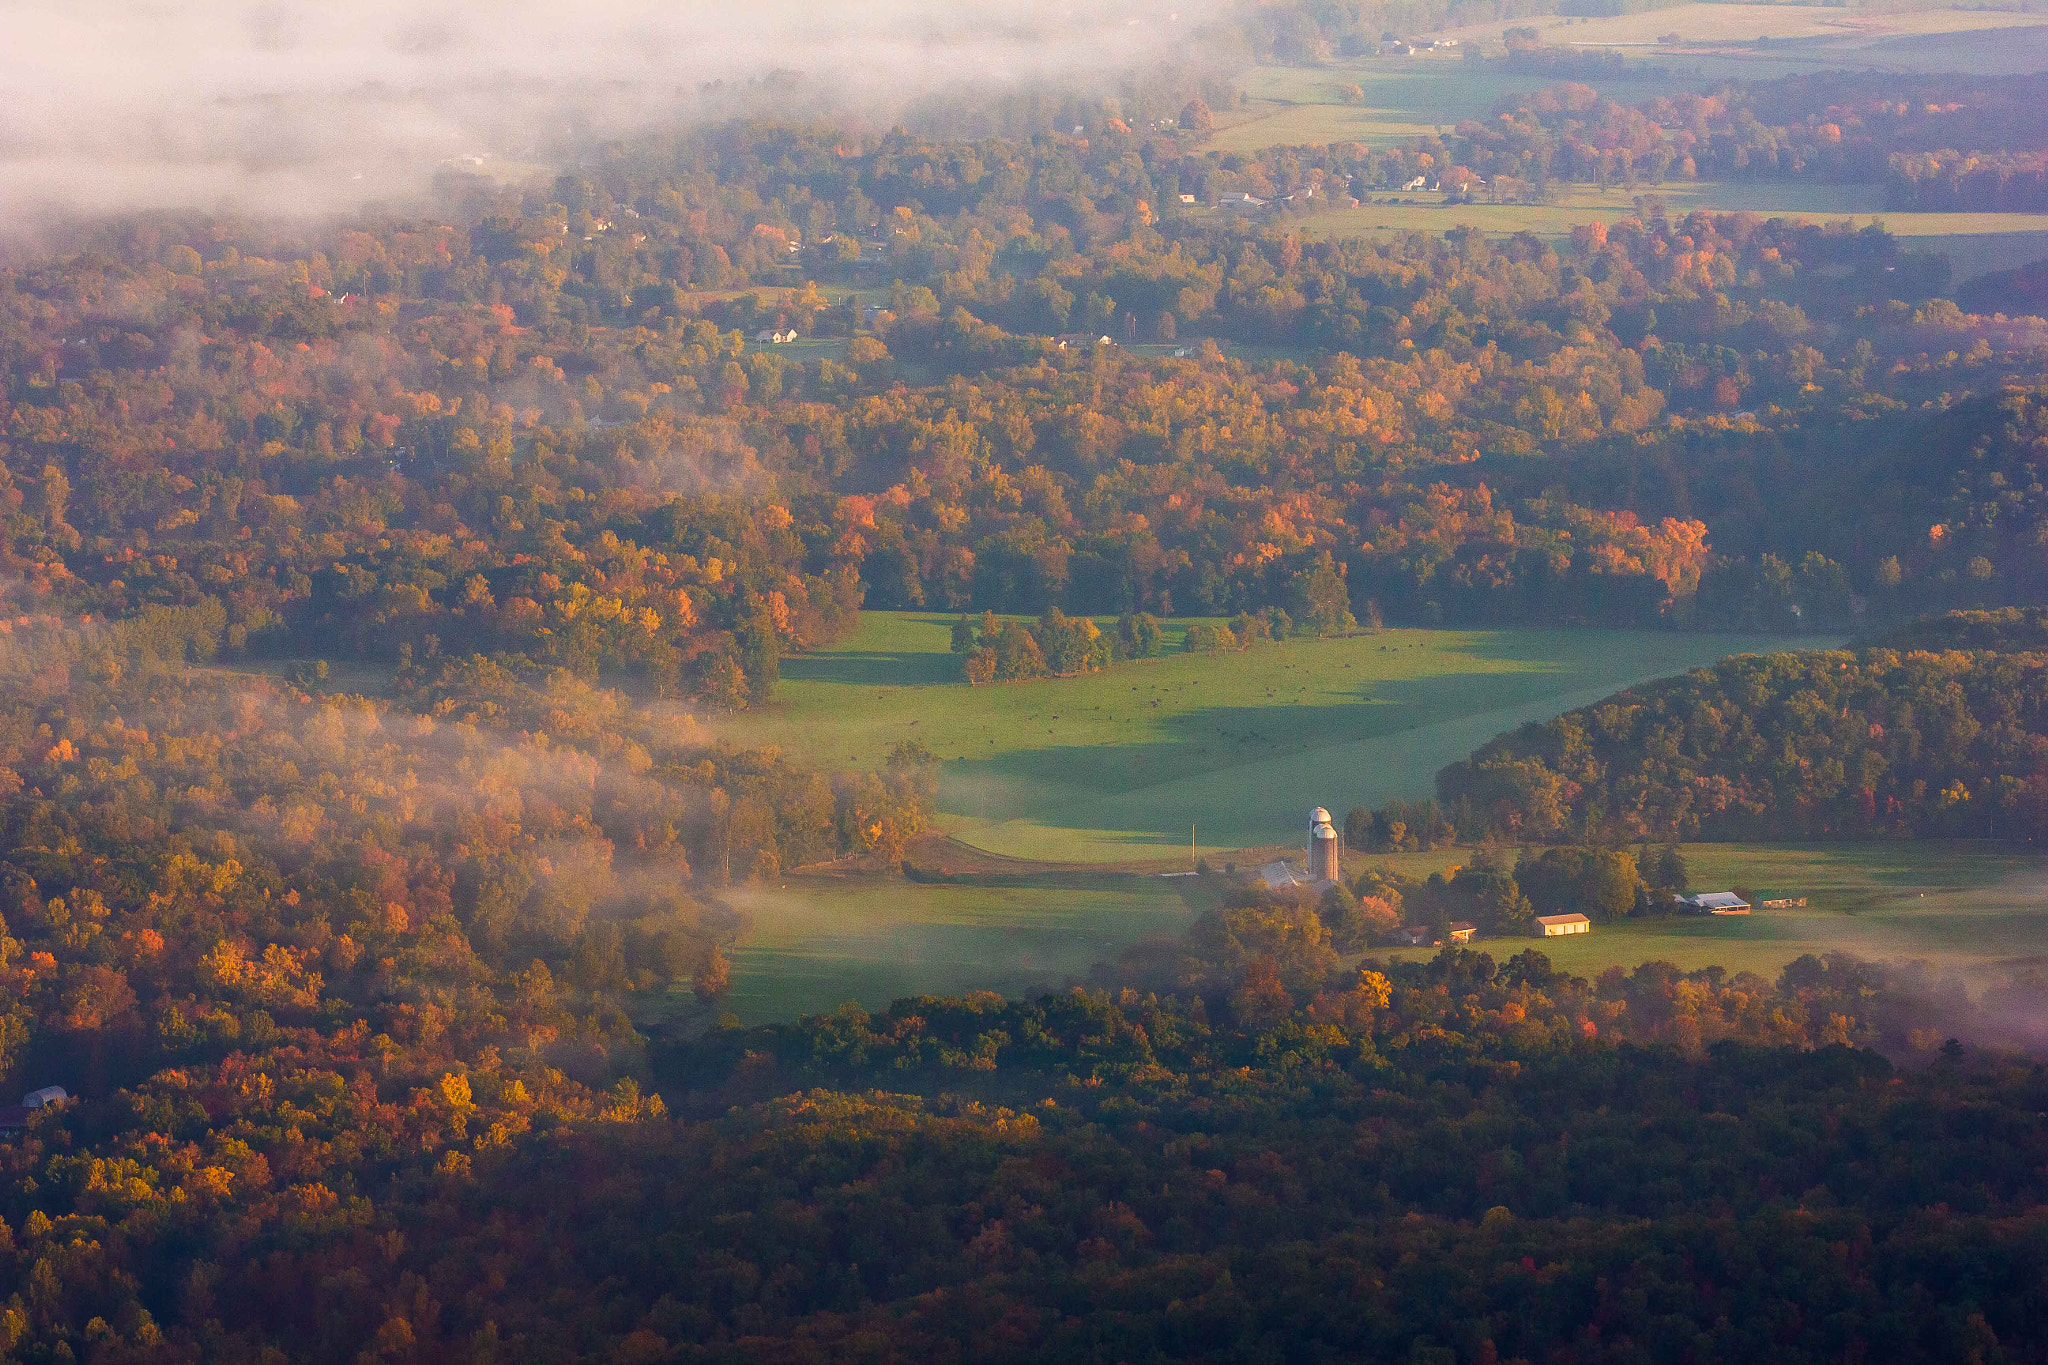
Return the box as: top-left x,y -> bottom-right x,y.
0,0 -> 1221,216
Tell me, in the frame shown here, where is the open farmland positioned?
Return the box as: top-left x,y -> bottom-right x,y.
718,872 -> 1219,1024
1215,5 -> 2048,160
1284,180 -> 2048,280
1208,62 -> 1613,153
1370,840 -> 2048,979
712,841 -> 2048,1022
1428,3 -> 2048,57
717,613 -> 1807,864
1213,11 -> 2048,274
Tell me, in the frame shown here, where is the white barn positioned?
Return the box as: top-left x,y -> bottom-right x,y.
1536,913 -> 1590,937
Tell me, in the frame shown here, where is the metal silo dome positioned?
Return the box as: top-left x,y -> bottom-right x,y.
1310,806 -> 1331,826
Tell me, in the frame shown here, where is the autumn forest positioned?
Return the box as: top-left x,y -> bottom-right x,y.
3,0 -> 2048,1360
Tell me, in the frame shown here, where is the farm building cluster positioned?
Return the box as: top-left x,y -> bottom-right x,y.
1250,805 -> 1792,947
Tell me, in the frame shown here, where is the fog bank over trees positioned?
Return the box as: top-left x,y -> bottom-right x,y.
0,0 -> 1225,215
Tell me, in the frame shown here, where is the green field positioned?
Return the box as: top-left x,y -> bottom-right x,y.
1212,25 -> 2048,276
706,618 -> 2048,1021
1291,179 -> 1873,239
715,840 -> 2048,1022
712,843 -> 2039,1023
1285,180 -> 2048,278
1371,840 -> 2048,977
717,613 -> 1807,863
1220,8 -> 2048,157
720,872 -> 1217,1024
1210,63 -> 1609,153
1430,3 -> 2048,62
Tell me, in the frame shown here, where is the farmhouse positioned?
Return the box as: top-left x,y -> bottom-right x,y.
1397,925 -> 1432,946
1447,922 -> 1478,944
1536,913 -> 1590,937
1681,891 -> 1751,915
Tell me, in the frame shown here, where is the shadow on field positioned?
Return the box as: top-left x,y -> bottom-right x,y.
898,867 -> 1223,914
781,647 -> 960,687
936,665 -> 1570,825
939,696 -> 1387,822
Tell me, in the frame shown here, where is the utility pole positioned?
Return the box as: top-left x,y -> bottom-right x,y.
1191,822 -> 1196,870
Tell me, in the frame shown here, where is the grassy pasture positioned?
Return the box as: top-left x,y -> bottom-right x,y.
714,841 -> 2048,1022
1211,62 -> 1606,153
716,612 -> 1807,863
1292,179 -> 2048,239
720,872 -> 1218,1024
1831,21 -> 2048,76
1285,180 -> 2048,279
1369,840 -> 2048,978
1214,15 -> 2048,268
1430,3 -> 2048,52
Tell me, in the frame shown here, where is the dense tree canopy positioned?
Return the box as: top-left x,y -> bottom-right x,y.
1438,643 -> 2048,842
1,34 -> 2047,1361
3,100 -> 2045,677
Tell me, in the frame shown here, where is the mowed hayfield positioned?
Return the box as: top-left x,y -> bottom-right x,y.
716,841 -> 2048,1022
714,612 -> 1808,863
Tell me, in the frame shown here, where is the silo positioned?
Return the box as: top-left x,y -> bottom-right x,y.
1308,807 -> 1340,881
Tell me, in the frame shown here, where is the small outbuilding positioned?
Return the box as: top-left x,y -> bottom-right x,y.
1536,913 -> 1590,937
1260,860 -> 1309,891
0,1085 -> 68,1133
